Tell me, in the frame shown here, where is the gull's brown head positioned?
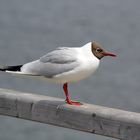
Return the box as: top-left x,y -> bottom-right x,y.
91,41 -> 116,60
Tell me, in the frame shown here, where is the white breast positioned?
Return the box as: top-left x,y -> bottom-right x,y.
48,43 -> 100,83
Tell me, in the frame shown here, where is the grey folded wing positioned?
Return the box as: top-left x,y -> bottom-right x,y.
21,47 -> 80,77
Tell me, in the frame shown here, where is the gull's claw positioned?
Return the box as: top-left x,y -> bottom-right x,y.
65,100 -> 83,106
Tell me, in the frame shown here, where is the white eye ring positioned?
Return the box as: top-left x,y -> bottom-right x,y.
96,48 -> 102,53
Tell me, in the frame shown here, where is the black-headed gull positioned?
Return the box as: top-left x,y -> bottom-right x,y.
0,41 -> 116,105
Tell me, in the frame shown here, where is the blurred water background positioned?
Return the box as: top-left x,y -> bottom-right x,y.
0,0 -> 140,140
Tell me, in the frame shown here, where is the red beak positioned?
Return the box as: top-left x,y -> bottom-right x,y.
102,52 -> 116,57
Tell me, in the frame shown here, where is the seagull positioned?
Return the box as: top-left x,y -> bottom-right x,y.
0,41 -> 116,105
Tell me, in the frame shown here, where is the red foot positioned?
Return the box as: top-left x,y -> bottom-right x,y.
63,83 -> 82,106
65,99 -> 83,106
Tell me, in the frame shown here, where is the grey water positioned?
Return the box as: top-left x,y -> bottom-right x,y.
0,0 -> 140,140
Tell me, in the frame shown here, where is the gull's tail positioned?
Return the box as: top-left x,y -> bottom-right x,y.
0,65 -> 23,72
0,65 -> 38,76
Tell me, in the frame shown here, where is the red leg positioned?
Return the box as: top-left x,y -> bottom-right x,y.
63,83 -> 82,106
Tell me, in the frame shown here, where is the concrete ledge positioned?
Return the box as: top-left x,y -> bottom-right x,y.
0,88 -> 139,140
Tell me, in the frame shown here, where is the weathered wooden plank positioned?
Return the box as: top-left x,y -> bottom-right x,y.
0,88 -> 140,140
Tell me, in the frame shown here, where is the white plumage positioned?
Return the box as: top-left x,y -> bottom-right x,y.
7,42 -> 100,83
1,41 -> 116,105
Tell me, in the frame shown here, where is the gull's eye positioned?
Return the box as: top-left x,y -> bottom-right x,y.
96,48 -> 103,53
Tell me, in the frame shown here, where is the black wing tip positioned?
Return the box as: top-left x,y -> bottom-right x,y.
0,65 -> 23,72
0,68 -> 6,71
